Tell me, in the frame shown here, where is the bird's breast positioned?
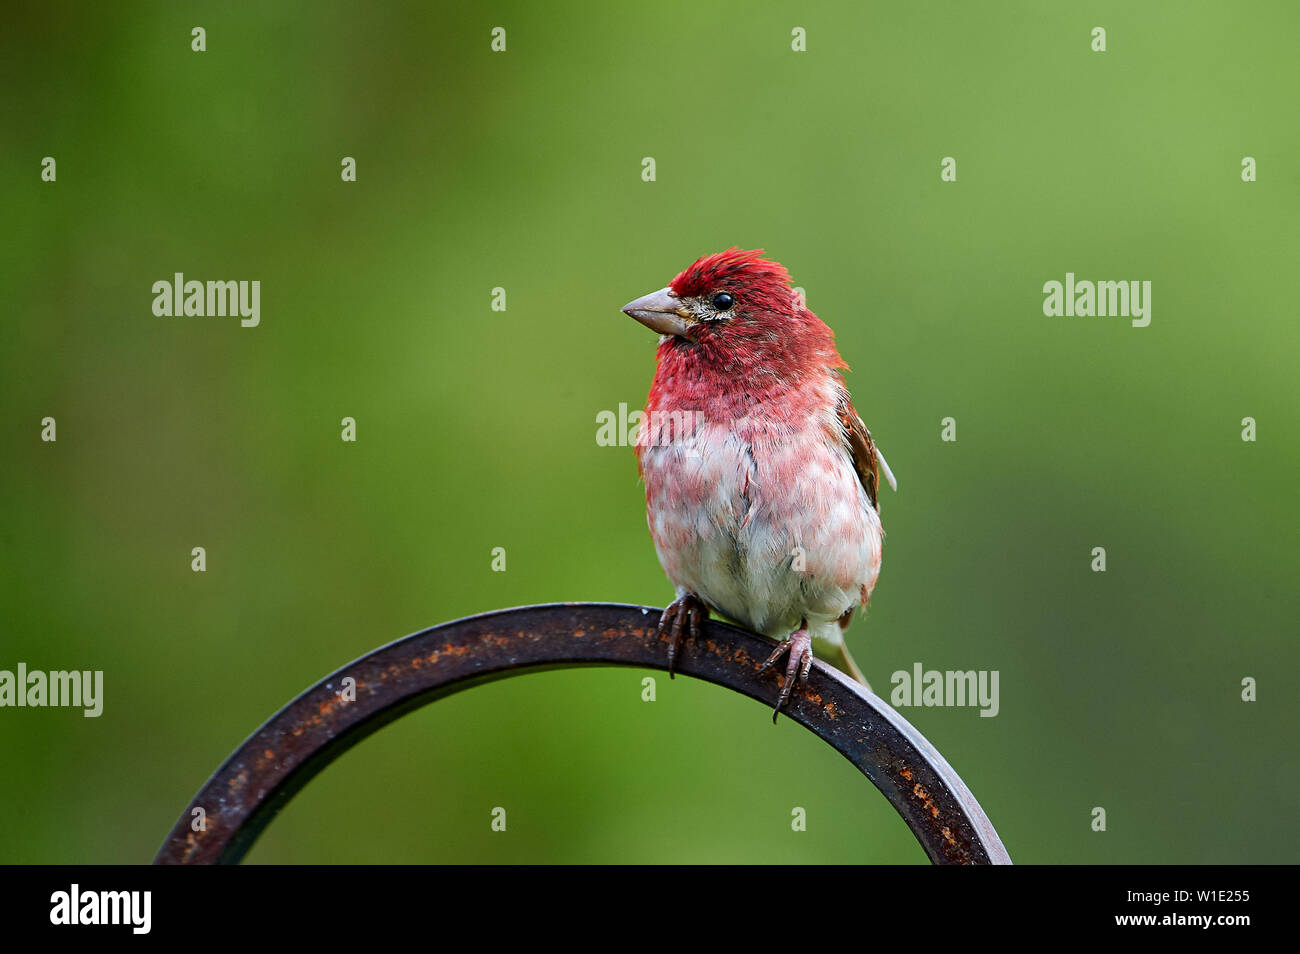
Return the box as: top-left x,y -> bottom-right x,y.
637,405 -> 882,636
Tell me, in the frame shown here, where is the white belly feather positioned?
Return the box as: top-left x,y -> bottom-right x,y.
640,409 -> 883,646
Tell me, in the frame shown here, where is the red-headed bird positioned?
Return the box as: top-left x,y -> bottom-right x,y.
622,248 -> 897,719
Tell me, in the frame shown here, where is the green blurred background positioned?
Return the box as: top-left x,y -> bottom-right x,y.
3,1 -> 1297,864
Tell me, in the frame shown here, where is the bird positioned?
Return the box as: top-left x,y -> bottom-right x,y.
621,248 -> 897,720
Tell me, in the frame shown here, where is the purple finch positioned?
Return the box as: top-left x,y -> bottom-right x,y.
622,248 -> 896,719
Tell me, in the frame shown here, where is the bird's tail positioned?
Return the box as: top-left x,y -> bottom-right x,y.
835,641 -> 872,695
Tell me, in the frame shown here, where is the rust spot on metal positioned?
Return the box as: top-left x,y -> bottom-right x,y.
912,782 -> 942,819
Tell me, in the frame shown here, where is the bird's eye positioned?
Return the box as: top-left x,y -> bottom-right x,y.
711,292 -> 734,311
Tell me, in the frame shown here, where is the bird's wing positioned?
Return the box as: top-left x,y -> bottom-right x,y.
836,393 -> 897,512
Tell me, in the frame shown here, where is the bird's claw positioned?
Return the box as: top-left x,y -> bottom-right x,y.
759,629 -> 814,722
656,594 -> 706,679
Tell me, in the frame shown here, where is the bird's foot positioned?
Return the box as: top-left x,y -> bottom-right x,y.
656,593 -> 707,679
759,628 -> 813,722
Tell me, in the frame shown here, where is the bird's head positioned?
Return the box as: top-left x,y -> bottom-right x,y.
620,247 -> 794,338
620,248 -> 844,381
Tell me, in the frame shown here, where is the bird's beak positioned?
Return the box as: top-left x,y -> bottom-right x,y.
621,287 -> 694,337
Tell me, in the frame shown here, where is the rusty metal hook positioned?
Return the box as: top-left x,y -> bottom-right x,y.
154,603 -> 1011,864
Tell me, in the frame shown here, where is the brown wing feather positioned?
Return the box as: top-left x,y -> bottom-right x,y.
836,393 -> 881,512
836,393 -> 884,626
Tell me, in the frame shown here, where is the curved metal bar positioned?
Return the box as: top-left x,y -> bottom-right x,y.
154,603 -> 1011,865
